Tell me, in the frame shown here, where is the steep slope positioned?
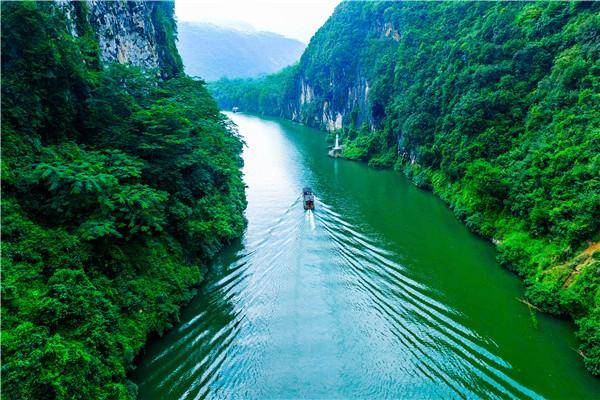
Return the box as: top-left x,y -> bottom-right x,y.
210,1 -> 600,374
1,1 -> 245,398
178,21 -> 305,80
58,0 -> 183,78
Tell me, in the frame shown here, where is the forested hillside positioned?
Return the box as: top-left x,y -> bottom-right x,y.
210,1 -> 600,374
1,2 -> 245,398
178,22 -> 305,81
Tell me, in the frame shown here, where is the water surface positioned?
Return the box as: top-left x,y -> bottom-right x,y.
134,113 -> 599,399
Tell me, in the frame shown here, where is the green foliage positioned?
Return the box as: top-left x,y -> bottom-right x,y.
208,65 -> 298,116
1,2 -> 245,399
210,1 -> 600,374
149,1 -> 184,79
577,307 -> 600,375
342,135 -> 373,161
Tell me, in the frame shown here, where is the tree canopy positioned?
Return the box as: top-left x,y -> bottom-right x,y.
1,2 -> 245,398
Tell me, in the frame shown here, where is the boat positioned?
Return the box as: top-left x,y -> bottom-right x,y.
302,187 -> 315,210
232,106 -> 239,113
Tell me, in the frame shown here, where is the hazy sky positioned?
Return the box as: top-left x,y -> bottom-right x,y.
175,0 -> 341,43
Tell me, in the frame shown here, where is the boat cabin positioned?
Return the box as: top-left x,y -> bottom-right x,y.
303,187 -> 315,210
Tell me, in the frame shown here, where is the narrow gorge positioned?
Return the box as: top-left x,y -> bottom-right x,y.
2,1 -> 599,399
210,1 -> 600,375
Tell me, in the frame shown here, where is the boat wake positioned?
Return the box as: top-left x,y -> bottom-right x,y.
137,196 -> 540,399
305,209 -> 316,230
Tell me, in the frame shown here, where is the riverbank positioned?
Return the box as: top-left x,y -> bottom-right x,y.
240,114 -> 598,374
207,3 -> 599,376
1,4 -> 247,397
335,143 -> 599,375
134,113 -> 600,398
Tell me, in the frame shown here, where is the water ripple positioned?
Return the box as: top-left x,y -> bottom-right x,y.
132,114 -> 558,400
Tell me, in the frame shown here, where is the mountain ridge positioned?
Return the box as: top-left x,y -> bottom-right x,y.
177,21 -> 305,81
209,1 -> 600,374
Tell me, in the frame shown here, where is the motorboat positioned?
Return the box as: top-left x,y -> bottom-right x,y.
302,187 -> 315,210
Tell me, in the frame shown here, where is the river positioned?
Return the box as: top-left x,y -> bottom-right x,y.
134,113 -> 599,399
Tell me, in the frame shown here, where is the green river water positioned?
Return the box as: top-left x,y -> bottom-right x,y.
134,113 -> 599,399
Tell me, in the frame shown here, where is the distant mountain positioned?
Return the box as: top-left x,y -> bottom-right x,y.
177,21 -> 305,81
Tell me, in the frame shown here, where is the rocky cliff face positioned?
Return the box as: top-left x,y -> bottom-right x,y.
57,0 -> 182,78
284,5 -> 395,131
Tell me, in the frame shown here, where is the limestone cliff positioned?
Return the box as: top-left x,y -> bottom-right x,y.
282,8 -> 395,131
57,0 -> 182,78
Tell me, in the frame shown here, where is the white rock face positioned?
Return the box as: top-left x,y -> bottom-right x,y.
90,1 -> 160,69
322,102 -> 343,131
300,80 -> 314,105
321,100 -> 330,127
334,112 -> 343,130
57,0 -> 163,71
55,0 -> 78,36
294,73 -> 373,131
384,22 -> 401,42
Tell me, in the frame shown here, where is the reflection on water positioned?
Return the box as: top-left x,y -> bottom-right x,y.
306,209 -> 316,230
134,113 -> 600,399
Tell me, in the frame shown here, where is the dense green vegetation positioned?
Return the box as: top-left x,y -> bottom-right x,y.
2,2 -> 245,399
210,65 -> 298,114
210,1 -> 600,374
150,1 -> 185,79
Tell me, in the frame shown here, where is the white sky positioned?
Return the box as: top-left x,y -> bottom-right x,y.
175,0 -> 341,43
